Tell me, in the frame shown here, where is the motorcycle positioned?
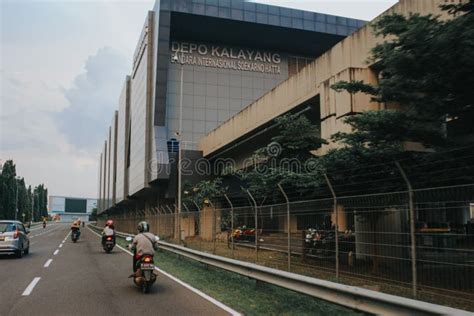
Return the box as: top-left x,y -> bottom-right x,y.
231,226 -> 256,242
103,235 -> 115,253
43,222 -> 46,229
305,228 -> 334,256
71,229 -> 80,243
126,236 -> 159,294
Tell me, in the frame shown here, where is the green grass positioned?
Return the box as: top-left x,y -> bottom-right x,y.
109,232 -> 364,315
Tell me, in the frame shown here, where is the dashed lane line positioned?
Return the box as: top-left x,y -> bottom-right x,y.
44,259 -> 53,268
22,277 -> 41,296
53,249 -> 59,256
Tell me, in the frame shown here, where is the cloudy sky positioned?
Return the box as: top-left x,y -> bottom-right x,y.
0,0 -> 397,199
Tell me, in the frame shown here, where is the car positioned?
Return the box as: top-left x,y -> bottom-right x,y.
0,220 -> 30,258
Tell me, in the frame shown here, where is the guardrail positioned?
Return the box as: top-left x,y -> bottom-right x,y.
89,225 -> 472,315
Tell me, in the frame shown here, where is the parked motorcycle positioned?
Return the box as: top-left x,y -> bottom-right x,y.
231,226 -> 256,242
304,228 -> 334,256
103,235 -> 115,253
126,236 -> 159,294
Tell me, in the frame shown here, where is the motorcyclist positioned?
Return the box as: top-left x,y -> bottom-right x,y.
129,221 -> 158,276
102,220 -> 116,246
42,220 -> 46,228
71,219 -> 81,238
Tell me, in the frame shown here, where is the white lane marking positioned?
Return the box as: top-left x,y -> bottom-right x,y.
22,277 -> 41,296
53,249 -> 59,255
44,259 -> 53,268
87,227 -> 241,316
59,244 -> 63,248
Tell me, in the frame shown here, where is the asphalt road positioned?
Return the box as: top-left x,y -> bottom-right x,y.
0,223 -> 232,316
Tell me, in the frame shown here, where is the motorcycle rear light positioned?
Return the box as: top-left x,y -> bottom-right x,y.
143,256 -> 153,263
106,236 -> 113,241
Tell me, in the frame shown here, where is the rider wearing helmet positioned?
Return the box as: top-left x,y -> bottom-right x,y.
130,221 -> 158,274
71,219 -> 81,237
102,219 -> 115,246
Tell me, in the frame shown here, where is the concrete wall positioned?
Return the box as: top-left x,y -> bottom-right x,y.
198,0 -> 447,157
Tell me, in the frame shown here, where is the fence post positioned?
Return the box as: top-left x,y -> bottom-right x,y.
224,194 -> 235,258
207,200 -> 217,254
395,161 -> 417,299
277,183 -> 291,272
246,190 -> 259,263
192,200 -> 202,252
324,173 -> 339,280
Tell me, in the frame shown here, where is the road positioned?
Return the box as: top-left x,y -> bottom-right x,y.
0,223 -> 233,316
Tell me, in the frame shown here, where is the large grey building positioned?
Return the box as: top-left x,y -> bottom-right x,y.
97,0 -> 365,214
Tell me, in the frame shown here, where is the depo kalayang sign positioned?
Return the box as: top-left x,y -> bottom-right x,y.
170,41 -> 282,74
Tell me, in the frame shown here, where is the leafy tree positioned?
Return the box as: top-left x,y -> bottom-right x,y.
0,160 -> 17,220
33,184 -> 48,221
332,1 -> 473,145
89,207 -> 98,221
182,178 -> 227,209
238,113 -> 326,203
326,4 -> 474,273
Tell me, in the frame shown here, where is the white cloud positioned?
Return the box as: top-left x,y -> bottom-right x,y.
57,46 -> 129,150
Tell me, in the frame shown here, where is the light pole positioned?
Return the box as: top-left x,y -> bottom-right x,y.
172,53 -> 184,242
31,191 -> 34,224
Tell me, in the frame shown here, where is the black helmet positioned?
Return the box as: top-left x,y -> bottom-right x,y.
137,221 -> 149,233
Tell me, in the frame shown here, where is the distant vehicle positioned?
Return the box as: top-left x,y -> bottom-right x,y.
0,220 -> 30,258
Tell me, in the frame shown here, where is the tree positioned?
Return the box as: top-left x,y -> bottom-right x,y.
325,4 -> 474,273
238,113 -> 327,203
89,208 -> 98,221
332,1 -> 474,148
0,160 -> 17,220
182,178 -> 227,209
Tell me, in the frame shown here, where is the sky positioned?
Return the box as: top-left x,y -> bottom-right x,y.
0,0 -> 397,199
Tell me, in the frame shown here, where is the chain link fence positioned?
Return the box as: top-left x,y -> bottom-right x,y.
99,149 -> 474,311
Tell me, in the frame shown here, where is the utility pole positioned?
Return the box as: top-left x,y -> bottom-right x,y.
172,53 -> 184,242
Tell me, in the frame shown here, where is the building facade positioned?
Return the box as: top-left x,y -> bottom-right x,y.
97,0 -> 366,214
49,196 -> 97,222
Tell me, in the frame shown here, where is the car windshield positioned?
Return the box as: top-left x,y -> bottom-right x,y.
0,223 -> 16,233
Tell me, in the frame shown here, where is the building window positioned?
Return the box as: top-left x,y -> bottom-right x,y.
167,138 -> 180,153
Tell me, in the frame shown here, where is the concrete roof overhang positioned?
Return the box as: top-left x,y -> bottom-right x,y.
170,12 -> 348,57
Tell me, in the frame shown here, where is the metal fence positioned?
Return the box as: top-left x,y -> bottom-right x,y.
99,150 -> 474,311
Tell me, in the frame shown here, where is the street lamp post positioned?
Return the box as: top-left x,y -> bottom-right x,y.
172,53 -> 184,242
31,192 -> 34,224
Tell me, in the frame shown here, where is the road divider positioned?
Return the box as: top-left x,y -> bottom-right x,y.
22,277 -> 41,296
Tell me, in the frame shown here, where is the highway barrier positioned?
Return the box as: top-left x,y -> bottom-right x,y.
89,224 -> 472,315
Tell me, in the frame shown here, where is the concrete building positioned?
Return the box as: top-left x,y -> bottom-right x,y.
97,0 -> 463,238
97,0 -> 366,214
49,196 -> 97,222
